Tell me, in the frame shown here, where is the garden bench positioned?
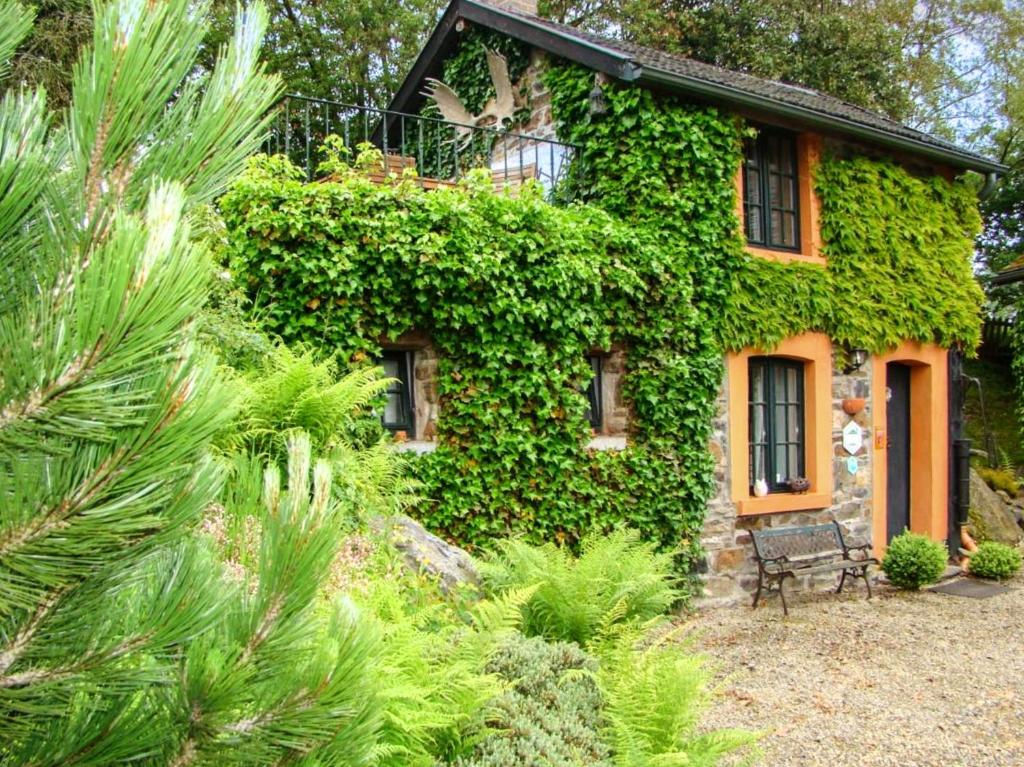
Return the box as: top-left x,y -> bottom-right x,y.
750,520 -> 878,615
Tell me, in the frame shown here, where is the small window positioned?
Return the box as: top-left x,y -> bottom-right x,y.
749,357 -> 805,492
583,355 -> 602,430
380,350 -> 414,437
742,129 -> 800,251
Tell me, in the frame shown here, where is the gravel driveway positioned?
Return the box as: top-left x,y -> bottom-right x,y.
688,572 -> 1024,767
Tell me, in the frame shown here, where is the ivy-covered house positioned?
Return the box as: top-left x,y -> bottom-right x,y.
228,0 -> 1006,604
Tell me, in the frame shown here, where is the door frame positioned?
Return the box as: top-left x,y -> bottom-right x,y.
871,342 -> 949,555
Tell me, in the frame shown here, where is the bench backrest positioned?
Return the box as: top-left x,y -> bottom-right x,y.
751,521 -> 846,561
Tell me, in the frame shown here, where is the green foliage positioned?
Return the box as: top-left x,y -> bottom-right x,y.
968,541 -> 1022,580
479,529 -> 679,645
224,343 -> 390,457
456,633 -> 612,767
597,628 -> 758,767
0,0 -> 335,761
976,465 -> 1021,496
722,156 -> 984,354
882,531 -> 948,589
220,141 -> 721,565
185,435 -> 384,765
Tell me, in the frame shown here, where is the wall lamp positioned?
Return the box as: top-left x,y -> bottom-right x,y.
842,347 -> 869,374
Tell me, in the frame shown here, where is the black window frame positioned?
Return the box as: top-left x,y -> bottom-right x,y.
748,356 -> 806,493
379,350 -> 415,437
742,128 -> 801,253
583,355 -> 603,431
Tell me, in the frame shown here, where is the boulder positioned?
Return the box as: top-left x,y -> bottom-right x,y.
967,469 -> 1024,546
370,514 -> 480,594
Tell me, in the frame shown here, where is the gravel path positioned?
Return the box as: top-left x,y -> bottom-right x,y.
688,572 -> 1024,767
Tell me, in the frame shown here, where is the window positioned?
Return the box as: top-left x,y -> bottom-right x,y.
583,355 -> 602,430
742,129 -> 800,251
749,357 -> 805,492
380,350 -> 414,436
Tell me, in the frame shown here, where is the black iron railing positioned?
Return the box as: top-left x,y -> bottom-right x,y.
265,95 -> 583,200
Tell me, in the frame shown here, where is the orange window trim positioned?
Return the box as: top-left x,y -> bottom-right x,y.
871,342 -> 949,555
727,333 -> 833,515
735,133 -> 824,266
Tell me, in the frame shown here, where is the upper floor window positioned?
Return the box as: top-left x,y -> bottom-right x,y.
742,129 -> 800,251
380,350 -> 414,437
583,355 -> 603,430
749,356 -> 805,492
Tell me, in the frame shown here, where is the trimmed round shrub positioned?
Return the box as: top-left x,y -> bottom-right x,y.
882,531 -> 947,590
968,542 -> 1022,580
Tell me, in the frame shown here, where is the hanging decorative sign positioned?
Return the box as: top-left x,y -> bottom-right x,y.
842,421 -> 864,455
847,456 -> 859,475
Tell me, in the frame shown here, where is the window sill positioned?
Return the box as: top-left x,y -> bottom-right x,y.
745,245 -> 824,267
735,491 -> 831,516
394,440 -> 436,454
587,435 -> 627,451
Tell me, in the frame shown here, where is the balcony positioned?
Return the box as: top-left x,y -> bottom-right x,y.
264,95 -> 583,201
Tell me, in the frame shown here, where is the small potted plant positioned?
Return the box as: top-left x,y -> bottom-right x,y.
787,476 -> 810,494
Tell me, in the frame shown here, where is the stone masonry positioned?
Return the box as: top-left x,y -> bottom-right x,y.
701,349 -> 875,607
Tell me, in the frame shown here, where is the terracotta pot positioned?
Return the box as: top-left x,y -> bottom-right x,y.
842,398 -> 866,415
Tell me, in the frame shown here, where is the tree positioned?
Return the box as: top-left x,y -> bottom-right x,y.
7,0 -> 91,111
0,0 -> 392,762
202,0 -> 445,105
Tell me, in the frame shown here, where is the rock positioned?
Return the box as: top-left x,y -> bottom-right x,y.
369,514 -> 480,594
967,468 -> 1024,546
997,489 -> 1013,503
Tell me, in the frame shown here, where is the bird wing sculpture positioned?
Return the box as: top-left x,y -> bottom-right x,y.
420,49 -> 518,142
485,49 -> 516,125
420,78 -> 476,138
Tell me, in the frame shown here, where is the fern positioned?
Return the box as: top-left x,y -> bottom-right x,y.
598,629 -> 759,767
479,529 -> 680,645
223,343 -> 392,458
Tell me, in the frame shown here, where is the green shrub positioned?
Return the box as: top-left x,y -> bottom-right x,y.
456,633 -> 613,767
976,465 -> 1021,496
968,542 -> 1022,580
882,531 -> 948,589
479,529 -> 680,645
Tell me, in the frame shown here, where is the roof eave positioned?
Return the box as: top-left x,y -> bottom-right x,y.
638,67 -> 1007,175
991,266 -> 1024,287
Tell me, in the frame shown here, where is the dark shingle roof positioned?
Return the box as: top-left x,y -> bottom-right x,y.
524,14 -> 969,159
387,0 -> 1006,173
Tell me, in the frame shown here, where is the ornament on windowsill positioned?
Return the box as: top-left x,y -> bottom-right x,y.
753,478 -> 769,497
787,476 -> 811,494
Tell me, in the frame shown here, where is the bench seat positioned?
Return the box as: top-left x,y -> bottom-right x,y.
750,520 -> 878,615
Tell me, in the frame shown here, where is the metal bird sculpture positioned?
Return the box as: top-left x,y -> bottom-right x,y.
421,49 -> 518,142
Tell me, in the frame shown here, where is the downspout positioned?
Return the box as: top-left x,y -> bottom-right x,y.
978,172 -> 999,201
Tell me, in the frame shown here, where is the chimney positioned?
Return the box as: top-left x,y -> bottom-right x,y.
486,0 -> 539,16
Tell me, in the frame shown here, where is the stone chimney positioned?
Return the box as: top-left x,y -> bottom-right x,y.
486,0 -> 539,16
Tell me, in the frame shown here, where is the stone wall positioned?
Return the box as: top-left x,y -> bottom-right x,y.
701,349 -> 875,607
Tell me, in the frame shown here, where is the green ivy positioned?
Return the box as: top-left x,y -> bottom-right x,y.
721,156 -> 983,353
220,155 -> 714,566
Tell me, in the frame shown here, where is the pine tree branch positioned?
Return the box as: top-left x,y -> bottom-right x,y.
0,586 -> 67,674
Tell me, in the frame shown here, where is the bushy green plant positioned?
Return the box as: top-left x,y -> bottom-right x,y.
598,628 -> 758,767
226,343 -> 391,457
479,529 -> 679,645
976,465 -> 1021,496
456,633 -> 613,767
968,541 -> 1022,580
882,531 -> 948,589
